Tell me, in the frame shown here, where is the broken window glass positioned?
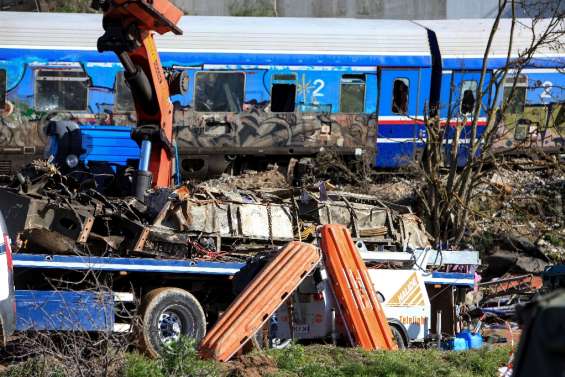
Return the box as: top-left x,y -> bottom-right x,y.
194,72 -> 245,112
503,75 -> 528,114
460,80 -> 478,115
271,74 -> 297,113
0,69 -> 5,112
35,69 -> 89,112
114,71 -> 135,113
392,78 -> 409,114
340,74 -> 365,113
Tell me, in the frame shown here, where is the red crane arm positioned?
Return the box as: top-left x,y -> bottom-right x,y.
93,0 -> 184,192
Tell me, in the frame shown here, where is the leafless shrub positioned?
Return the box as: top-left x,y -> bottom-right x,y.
415,0 -> 565,246
5,272 -> 137,377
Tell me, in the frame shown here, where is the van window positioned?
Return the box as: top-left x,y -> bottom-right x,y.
114,71 -> 135,112
460,80 -> 478,115
340,74 -> 365,113
503,75 -> 528,114
194,72 -> 245,112
35,68 -> 89,112
271,74 -> 296,112
392,78 -> 409,114
0,69 -> 5,112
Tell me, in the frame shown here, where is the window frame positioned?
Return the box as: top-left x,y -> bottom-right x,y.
514,118 -> 531,141
459,80 -> 479,115
193,70 -> 246,113
34,68 -> 90,112
270,73 -> 297,113
391,77 -> 410,115
339,74 -> 366,114
503,74 -> 528,114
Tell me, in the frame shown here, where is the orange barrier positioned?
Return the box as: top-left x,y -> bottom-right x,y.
199,242 -> 321,361
320,224 -> 396,351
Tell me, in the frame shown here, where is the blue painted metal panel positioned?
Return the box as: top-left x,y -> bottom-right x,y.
80,125 -> 139,166
15,290 -> 113,332
442,57 -> 565,71
425,272 -> 475,287
542,264 -> 565,277
13,254 -> 244,276
375,69 -> 424,168
0,48 -> 432,68
514,71 -> 565,106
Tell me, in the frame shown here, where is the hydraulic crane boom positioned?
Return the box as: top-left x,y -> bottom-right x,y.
92,0 -> 186,197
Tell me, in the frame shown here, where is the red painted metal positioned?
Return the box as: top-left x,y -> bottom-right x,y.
320,224 -> 396,351
199,242 -> 321,361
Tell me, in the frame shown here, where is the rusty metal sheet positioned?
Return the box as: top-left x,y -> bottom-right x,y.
320,224 -> 396,351
199,242 -> 321,361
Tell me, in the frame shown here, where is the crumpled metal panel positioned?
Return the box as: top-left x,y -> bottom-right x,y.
318,202 -> 390,240
186,202 -> 294,241
398,214 -> 431,249
238,204 -> 293,240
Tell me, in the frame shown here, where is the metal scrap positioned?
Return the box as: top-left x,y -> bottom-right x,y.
0,162 -> 431,261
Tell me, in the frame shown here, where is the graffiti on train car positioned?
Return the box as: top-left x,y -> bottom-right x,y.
174,108 -> 375,152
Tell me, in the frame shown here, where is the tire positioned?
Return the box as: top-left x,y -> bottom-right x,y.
390,325 -> 407,349
139,287 -> 206,358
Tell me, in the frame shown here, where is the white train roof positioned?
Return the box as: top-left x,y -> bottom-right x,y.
0,12 -> 562,69
417,18 -> 565,69
0,12 -> 431,67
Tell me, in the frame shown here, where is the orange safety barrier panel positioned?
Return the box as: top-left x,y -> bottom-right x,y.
320,224 -> 396,351
199,241 -> 321,361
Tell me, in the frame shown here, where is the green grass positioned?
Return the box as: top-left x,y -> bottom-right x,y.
124,338 -> 220,377
266,344 -> 512,377
2,341 -> 512,377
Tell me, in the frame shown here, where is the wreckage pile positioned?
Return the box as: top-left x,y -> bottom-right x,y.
473,165 -> 565,278
0,162 -> 431,261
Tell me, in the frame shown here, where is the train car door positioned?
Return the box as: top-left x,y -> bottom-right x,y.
376,69 -> 421,168
447,71 -> 492,166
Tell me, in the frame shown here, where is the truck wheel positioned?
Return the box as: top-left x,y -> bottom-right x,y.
139,288 -> 206,357
390,325 -> 407,349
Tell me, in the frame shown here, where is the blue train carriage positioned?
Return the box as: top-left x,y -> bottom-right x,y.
420,18 -> 565,165
1,13 -> 563,177
156,17 -> 434,172
0,12 -> 139,175
0,13 -> 435,175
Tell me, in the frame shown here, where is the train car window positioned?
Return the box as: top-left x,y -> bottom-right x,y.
340,74 -> 366,113
35,68 -> 89,112
0,69 -> 5,113
392,78 -> 409,114
271,74 -> 296,112
114,71 -> 135,112
514,118 -> 531,140
194,72 -> 245,112
460,80 -> 478,115
503,75 -> 528,114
